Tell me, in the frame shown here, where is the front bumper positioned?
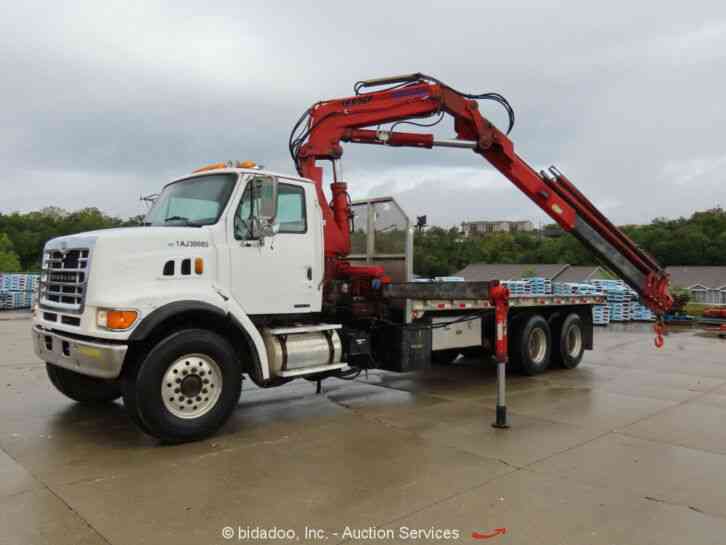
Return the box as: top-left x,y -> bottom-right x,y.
32,326 -> 127,379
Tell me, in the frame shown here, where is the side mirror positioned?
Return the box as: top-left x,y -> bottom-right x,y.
252,176 -> 277,222
249,176 -> 278,241
250,217 -> 277,240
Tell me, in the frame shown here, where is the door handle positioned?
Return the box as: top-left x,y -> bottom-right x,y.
306,266 -> 313,281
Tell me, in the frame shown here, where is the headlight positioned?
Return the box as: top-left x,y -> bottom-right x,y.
96,308 -> 138,330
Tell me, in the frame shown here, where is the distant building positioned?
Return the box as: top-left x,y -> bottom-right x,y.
455,263 -> 609,283
553,266 -> 610,283
460,220 -> 535,237
456,263 -> 569,281
541,224 -> 564,238
666,266 -> 726,304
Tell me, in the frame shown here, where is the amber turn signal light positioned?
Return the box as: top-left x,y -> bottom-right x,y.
97,309 -> 138,330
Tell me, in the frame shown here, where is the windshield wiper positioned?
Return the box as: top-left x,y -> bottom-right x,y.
163,216 -> 204,227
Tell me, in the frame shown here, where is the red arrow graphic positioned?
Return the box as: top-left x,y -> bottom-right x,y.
472,528 -> 507,540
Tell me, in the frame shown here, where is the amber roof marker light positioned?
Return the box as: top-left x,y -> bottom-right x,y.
192,160 -> 258,173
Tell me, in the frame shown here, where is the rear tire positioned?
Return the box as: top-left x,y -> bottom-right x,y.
509,315 -> 551,376
552,313 -> 585,369
123,329 -> 242,442
46,363 -> 121,404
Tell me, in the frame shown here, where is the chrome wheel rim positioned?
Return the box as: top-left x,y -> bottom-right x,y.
528,328 -> 547,364
566,325 -> 583,357
162,354 -> 222,419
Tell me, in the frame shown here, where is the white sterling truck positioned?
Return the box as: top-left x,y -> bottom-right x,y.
32,74 -> 671,442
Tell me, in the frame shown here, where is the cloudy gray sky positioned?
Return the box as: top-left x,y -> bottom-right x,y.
2,1 -> 725,227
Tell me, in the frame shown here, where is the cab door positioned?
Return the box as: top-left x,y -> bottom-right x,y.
228,175 -> 321,314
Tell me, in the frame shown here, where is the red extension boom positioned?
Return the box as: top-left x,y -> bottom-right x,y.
294,74 -> 673,318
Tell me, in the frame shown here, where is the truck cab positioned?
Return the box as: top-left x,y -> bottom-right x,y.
33,166 -> 342,440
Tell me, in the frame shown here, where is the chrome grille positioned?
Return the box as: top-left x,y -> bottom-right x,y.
40,248 -> 90,314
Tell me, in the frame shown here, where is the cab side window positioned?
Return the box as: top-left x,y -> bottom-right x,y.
277,184 -> 306,233
234,179 -> 306,239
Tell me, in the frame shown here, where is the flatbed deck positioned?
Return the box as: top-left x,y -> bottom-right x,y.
384,281 -> 605,320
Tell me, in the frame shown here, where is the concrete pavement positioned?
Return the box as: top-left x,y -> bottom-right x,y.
2,317 -> 726,544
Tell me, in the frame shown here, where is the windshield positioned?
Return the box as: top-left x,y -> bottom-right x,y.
145,174 -> 237,227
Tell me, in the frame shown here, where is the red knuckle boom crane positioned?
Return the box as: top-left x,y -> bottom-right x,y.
289,73 -> 673,345
32,73 -> 680,440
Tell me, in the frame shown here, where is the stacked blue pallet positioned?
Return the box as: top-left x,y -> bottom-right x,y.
550,281 -> 608,325
628,289 -> 655,321
0,273 -> 40,310
521,277 -> 552,295
573,284 -> 610,325
631,303 -> 654,321
501,280 -> 528,296
592,304 -> 610,325
573,283 -> 610,325
0,291 -> 33,309
591,280 -> 658,322
552,282 -> 573,295
574,283 -> 602,295
590,279 -> 625,291
552,282 -> 603,296
504,276 -> 651,324
0,273 -> 39,292
608,289 -> 630,321
589,279 -> 627,322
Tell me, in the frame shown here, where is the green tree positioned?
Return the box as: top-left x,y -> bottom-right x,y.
0,233 -> 22,272
2,204 -> 725,278
0,207 -> 126,271
412,207 -> 726,278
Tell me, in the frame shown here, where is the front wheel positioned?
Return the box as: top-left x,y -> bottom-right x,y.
123,329 -> 242,442
46,363 -> 121,404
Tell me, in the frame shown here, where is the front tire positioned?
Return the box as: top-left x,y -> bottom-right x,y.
46,363 -> 121,404
123,329 -> 242,442
509,314 -> 552,376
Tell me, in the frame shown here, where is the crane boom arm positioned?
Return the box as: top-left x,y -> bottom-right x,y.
292,74 -> 673,317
